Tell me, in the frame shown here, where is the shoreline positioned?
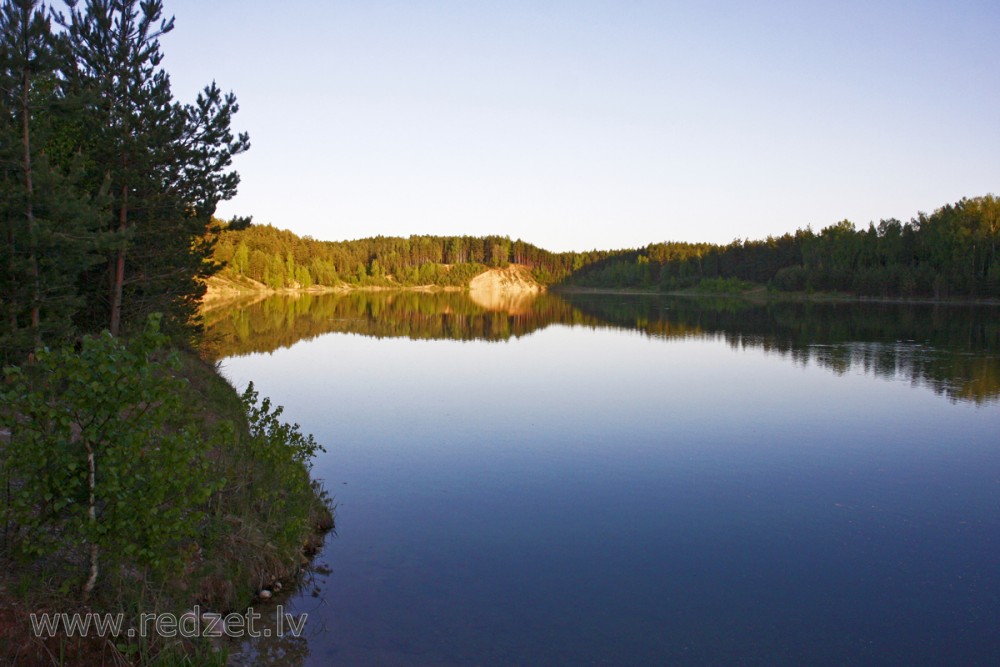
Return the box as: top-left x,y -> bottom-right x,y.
203,274 -> 1000,310
551,285 -> 1000,307
202,265 -> 546,306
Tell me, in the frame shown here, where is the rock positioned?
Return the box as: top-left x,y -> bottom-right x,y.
258,589 -> 272,600
201,611 -> 227,635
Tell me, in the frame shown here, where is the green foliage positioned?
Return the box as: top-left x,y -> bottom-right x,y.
0,313 -> 332,664
0,5 -> 328,663
210,224 -> 596,288
771,265 -> 808,292
233,382 -> 324,551
186,373 -> 332,617
242,382 -> 323,468
61,0 -> 249,336
0,315 -> 216,593
0,0 -> 107,362
0,0 -> 249,354
564,195 -> 1000,299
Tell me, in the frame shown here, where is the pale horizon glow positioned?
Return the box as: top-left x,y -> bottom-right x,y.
163,1 -> 999,252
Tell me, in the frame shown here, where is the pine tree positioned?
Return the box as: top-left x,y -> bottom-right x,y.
0,0 -> 103,360
61,0 -> 248,336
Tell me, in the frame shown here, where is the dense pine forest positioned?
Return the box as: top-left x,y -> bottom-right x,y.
212,194 -> 999,299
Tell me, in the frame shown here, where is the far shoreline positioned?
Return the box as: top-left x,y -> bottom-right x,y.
201,274 -> 1000,310
551,285 -> 1000,307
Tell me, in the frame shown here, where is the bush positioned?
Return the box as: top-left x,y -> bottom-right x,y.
771,266 -> 808,292
0,316 -> 333,667
1,316 -> 217,599
238,381 -> 325,552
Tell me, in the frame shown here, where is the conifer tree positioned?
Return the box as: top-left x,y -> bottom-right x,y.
0,0 -> 102,360
61,0 -> 248,336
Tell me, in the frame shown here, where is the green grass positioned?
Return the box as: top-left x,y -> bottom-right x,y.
0,337 -> 333,666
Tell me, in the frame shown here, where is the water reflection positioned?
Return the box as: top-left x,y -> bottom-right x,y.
228,626 -> 309,667
202,290 -> 1000,404
216,290 -> 1000,666
225,562 -> 333,666
200,290 -> 597,357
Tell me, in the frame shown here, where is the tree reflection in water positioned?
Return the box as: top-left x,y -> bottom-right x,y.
203,290 -> 1000,405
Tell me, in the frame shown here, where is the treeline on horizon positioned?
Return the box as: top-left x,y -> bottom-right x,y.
214,194 -> 1000,299
212,224 -> 598,289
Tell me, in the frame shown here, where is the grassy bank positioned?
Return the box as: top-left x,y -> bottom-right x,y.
0,321 -> 333,665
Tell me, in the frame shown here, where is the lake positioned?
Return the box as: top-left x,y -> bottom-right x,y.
211,291 -> 1000,666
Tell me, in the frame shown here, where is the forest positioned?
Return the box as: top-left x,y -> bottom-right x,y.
0,2 -> 329,664
212,194 -> 1000,299
568,195 -> 1000,297
210,223 -> 617,289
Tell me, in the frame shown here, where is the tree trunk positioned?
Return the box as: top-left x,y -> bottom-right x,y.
109,187 -> 128,336
20,29 -> 39,347
6,224 -> 17,338
82,442 -> 99,600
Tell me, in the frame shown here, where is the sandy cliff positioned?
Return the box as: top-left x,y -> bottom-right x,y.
468,264 -> 543,293
467,264 -> 544,314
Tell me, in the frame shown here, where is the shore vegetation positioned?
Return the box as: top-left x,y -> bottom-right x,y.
0,1 -> 330,663
209,195 -> 1000,301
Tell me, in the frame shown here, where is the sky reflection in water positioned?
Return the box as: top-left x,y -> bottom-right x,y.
221,293 -> 1000,666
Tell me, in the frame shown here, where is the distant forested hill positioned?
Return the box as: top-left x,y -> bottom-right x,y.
211,194 -> 1000,298
210,225 -> 623,288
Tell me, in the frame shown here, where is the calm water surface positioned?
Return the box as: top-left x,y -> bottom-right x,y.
214,292 -> 1000,666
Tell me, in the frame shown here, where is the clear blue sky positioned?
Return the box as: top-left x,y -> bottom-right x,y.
163,0 -> 999,252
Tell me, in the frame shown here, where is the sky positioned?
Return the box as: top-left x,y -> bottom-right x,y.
162,1 -> 1000,252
